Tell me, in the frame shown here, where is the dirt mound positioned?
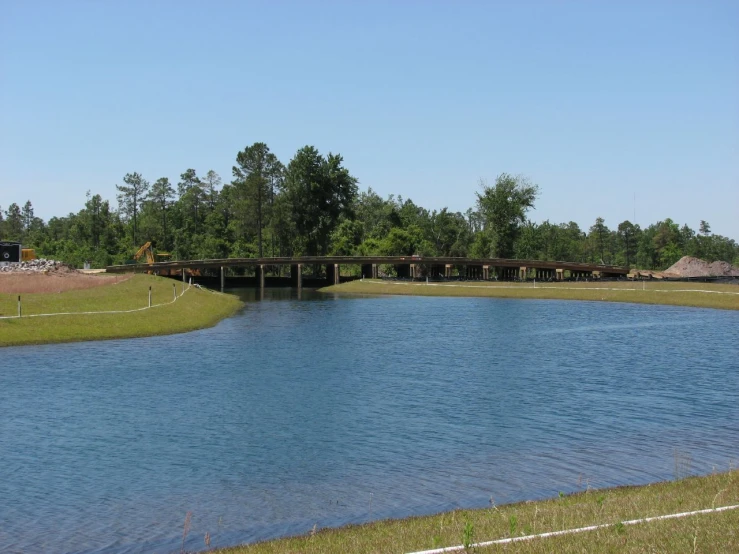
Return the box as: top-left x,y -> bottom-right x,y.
0,271 -> 132,294
665,256 -> 739,278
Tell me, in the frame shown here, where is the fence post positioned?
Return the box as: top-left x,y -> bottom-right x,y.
18,295 -> 21,318
148,286 -> 152,308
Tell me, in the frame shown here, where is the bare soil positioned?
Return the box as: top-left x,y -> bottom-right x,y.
0,272 -> 133,294
665,256 -> 739,277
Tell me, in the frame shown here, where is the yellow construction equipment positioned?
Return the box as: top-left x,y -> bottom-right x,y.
134,242 -> 156,265
21,248 -> 37,262
134,242 -> 199,276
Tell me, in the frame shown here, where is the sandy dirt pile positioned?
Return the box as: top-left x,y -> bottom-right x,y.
664,256 -> 739,278
0,260 -> 131,293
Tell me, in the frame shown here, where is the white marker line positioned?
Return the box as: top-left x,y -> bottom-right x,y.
406,504 -> 739,554
0,285 -> 192,320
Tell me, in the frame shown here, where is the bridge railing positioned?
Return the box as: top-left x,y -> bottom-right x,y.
106,256 -> 628,275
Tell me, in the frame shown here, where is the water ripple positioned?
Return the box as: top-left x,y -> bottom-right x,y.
1,291 -> 738,553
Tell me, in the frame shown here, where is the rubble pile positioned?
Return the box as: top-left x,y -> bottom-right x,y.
0,259 -> 78,274
664,256 -> 739,278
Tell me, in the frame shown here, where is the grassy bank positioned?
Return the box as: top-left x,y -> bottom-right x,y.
320,279 -> 739,310
0,274 -> 243,347
211,471 -> 739,553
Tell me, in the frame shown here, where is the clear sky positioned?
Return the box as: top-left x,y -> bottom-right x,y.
2,0 -> 737,238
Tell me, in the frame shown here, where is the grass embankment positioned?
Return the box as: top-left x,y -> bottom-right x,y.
213,471 -> 739,553
0,274 -> 243,347
321,279 -> 739,310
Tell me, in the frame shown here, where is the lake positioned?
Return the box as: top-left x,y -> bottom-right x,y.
1,289 -> 737,553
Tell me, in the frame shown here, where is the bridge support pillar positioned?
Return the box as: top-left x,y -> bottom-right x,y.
482,265 -> 490,280
291,264 -> 302,289
466,265 -> 483,279
445,264 -> 452,278
220,266 -> 225,292
361,264 -> 377,279
257,265 -> 265,289
326,264 -> 340,285
556,268 -> 564,281
519,266 -> 528,280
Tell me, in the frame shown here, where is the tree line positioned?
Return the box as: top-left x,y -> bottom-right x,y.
2,142 -> 737,270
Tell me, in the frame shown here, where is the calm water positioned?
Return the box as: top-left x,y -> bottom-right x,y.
1,290 -> 738,553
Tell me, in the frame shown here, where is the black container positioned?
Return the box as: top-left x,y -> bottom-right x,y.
0,241 -> 21,263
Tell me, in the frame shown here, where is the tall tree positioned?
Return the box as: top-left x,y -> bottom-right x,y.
4,203 -> 23,241
202,170 -> 222,210
177,169 -> 206,236
589,217 -> 609,264
617,220 -> 638,268
21,201 -> 34,238
283,146 -> 358,256
116,172 -> 149,247
148,178 -> 175,249
233,143 -> 283,257
177,168 -> 200,199
475,174 -> 539,258
83,192 -> 104,249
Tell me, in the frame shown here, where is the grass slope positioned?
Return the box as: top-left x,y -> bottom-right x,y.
211,471 -> 739,553
0,274 -> 243,346
320,279 -> 739,310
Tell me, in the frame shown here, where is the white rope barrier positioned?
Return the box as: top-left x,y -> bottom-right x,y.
406,504 -> 739,554
0,284 -> 192,320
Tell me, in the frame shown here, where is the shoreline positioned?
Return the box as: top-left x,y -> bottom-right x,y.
319,279 -> 739,311
209,470 -> 739,553
0,274 -> 244,347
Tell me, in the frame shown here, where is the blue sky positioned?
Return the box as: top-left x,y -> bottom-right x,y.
2,0 -> 738,238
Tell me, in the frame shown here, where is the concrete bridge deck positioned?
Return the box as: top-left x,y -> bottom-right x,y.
107,256 -> 628,289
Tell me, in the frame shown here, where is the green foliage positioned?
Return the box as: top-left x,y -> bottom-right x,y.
283,146 -> 358,256
4,144 -> 738,271
116,172 -> 149,246
475,173 -> 539,258
462,520 -> 474,549
509,514 -> 518,536
233,142 -> 284,257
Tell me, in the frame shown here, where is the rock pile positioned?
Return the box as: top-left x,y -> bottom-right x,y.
664,256 -> 739,278
0,258 -> 78,274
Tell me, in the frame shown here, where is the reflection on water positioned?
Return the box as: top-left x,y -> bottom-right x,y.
1,291 -> 738,553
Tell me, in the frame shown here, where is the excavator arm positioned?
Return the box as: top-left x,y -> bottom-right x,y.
134,242 -> 154,264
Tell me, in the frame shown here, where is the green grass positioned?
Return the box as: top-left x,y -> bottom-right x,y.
208,471 -> 739,553
0,274 -> 244,347
320,279 -> 739,311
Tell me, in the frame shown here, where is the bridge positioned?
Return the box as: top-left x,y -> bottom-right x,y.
106,256 -> 629,291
